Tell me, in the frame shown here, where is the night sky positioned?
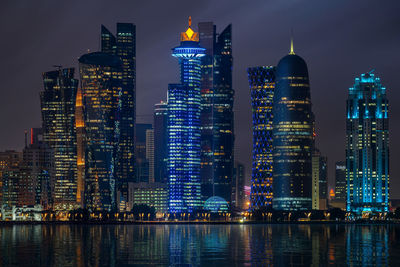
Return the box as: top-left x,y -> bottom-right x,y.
0,0 -> 399,196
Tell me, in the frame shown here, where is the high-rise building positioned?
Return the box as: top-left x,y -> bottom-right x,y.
198,22 -> 234,204
272,41 -> 313,211
154,101 -> 168,183
0,151 -> 22,208
334,161 -> 346,203
79,52 -> 123,211
311,149 -> 328,210
19,128 -> 54,209
101,23 -> 136,209
40,68 -> 78,210
247,66 -> 275,210
75,87 -> 85,207
232,162 -> 245,210
135,123 -> 153,183
346,71 -> 389,213
146,129 -> 154,183
167,17 -> 205,213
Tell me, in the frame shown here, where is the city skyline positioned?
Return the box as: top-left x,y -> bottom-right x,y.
0,1 -> 399,197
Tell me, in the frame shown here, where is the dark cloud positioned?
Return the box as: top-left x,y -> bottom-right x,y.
0,0 -> 399,196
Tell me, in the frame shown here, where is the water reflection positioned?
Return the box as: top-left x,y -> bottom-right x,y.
0,224 -> 399,266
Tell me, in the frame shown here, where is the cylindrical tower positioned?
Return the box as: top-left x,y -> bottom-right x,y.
272,41 -> 313,211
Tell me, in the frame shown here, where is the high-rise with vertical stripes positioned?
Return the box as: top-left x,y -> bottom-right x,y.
346,71 -> 389,214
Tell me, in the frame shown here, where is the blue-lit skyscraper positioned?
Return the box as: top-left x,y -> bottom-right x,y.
168,17 -> 206,213
346,71 -> 389,214
272,41 -> 313,211
247,66 -> 275,210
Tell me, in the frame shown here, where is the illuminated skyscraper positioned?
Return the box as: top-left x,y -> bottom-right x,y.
40,68 -> 78,210
272,41 -> 313,211
79,52 -> 123,211
154,101 -> 168,183
168,17 -> 206,213
198,22 -> 234,204
346,71 -> 389,213
101,23 -> 136,209
334,161 -> 346,203
247,66 -> 275,210
75,87 -> 85,207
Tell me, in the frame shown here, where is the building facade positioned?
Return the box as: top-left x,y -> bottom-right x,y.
272,42 -> 313,211
135,123 -> 153,183
101,23 -> 136,209
198,22 -> 234,204
311,149 -> 328,210
346,71 -> 389,214
335,161 -> 346,203
154,101 -> 168,183
247,66 -> 275,210
168,17 -> 205,213
79,52 -> 123,211
40,68 -> 78,210
128,182 -> 168,213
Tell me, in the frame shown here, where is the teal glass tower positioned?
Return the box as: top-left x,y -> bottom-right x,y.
346,71 -> 389,214
272,41 -> 313,211
168,17 -> 206,213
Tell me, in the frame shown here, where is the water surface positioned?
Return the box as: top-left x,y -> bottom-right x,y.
0,224 -> 399,266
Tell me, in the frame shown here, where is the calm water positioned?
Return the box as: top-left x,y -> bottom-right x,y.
0,224 -> 399,266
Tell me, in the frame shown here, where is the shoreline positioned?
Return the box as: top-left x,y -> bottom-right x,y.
0,220 -> 398,226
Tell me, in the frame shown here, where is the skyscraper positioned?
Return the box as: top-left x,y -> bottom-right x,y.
19,128 -> 54,209
154,101 -> 168,183
334,161 -> 346,203
40,68 -> 78,210
79,52 -> 123,211
168,17 -> 205,213
247,66 -> 275,210
75,87 -> 85,207
198,22 -> 234,204
146,129 -> 155,183
346,71 -> 389,213
272,41 -> 313,211
101,23 -> 136,209
135,123 -> 152,183
311,149 -> 328,210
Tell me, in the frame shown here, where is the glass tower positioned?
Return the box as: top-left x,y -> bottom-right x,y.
168,17 -> 206,213
247,66 -> 275,210
272,41 -> 313,211
346,71 -> 389,214
79,52 -> 123,211
101,23 -> 136,209
40,68 -> 78,210
198,22 -> 234,205
154,101 -> 168,183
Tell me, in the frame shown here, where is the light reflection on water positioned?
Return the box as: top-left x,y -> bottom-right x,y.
0,224 -> 399,266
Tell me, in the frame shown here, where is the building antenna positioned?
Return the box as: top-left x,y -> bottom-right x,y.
289,28 -> 295,55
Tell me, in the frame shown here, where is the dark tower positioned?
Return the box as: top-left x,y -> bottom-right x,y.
198,22 -> 234,205
101,23 -> 136,210
272,40 -> 313,211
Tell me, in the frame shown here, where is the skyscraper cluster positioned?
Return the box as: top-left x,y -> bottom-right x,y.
0,17 -> 390,217
248,42 -> 389,214
0,18 -> 237,215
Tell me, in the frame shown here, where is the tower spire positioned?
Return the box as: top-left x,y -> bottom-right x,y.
289,32 -> 295,55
